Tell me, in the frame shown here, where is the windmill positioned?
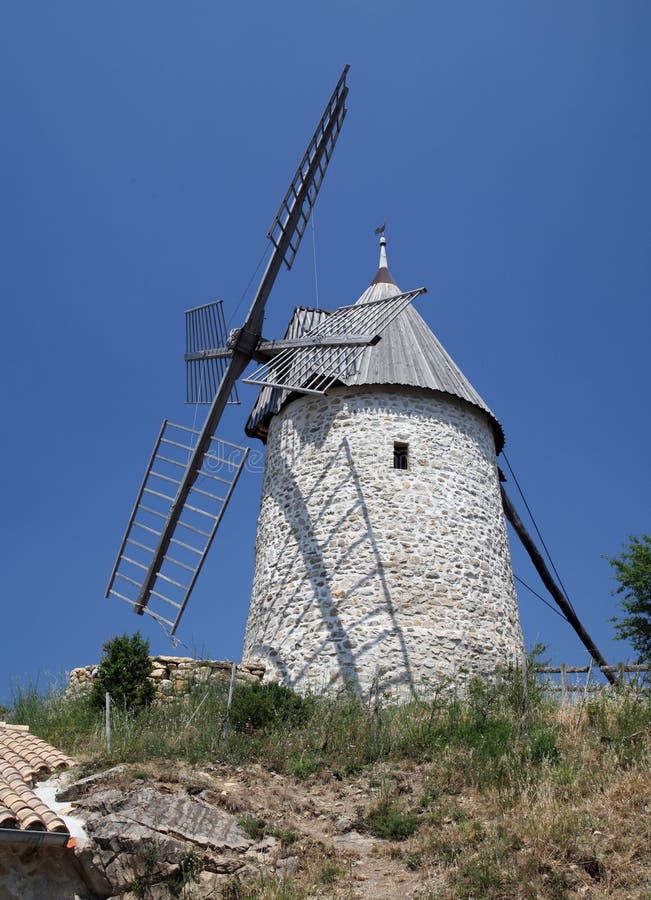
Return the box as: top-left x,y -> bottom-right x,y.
106,65 -> 616,690
105,66 -> 426,639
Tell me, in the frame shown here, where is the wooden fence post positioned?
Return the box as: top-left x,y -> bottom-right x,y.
222,662 -> 237,739
560,664 -> 568,703
105,692 -> 111,756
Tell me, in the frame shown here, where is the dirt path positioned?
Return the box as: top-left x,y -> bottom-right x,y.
219,762 -> 428,898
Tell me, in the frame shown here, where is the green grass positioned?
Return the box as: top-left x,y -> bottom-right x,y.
272,828 -> 300,847
286,750 -> 322,779
222,876 -> 305,899
7,666 -> 650,799
238,815 -> 269,841
7,666 -> 651,899
364,798 -> 418,840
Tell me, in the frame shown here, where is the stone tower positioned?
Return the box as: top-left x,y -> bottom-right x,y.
242,237 -> 523,695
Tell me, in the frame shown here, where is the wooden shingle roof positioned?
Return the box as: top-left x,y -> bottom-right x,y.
246,251 -> 504,452
0,723 -> 73,834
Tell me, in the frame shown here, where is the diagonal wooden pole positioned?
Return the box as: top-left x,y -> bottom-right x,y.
501,485 -> 616,685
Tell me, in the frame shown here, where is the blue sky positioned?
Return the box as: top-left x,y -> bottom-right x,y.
1,2 -> 649,704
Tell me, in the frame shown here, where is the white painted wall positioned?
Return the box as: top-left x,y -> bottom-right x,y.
243,385 -> 523,695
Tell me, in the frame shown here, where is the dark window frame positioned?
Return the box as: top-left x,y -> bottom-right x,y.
393,441 -> 409,470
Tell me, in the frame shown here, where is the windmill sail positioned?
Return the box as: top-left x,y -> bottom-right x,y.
244,287 -> 427,394
268,66 -> 349,270
185,301 -> 239,405
106,65 -> 350,633
106,421 -> 249,633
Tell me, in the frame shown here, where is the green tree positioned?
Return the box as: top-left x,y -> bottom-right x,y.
609,535 -> 651,664
90,632 -> 155,710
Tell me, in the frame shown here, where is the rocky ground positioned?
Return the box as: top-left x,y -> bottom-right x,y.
4,691 -> 650,900
10,748 -> 641,900
53,760 -> 431,899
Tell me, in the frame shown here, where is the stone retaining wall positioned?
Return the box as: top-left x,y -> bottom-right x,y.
68,656 -> 265,699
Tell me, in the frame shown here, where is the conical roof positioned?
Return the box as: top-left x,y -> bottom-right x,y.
246,239 -> 504,452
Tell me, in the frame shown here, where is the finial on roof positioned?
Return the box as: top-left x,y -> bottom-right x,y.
371,225 -> 397,286
379,234 -> 388,269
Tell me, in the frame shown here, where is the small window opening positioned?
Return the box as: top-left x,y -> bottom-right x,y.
393,441 -> 409,470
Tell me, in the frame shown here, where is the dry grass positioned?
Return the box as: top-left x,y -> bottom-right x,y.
187,694 -> 650,899
10,672 -> 651,898
398,699 -> 651,899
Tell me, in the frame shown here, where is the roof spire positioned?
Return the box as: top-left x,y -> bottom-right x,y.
371,225 -> 397,286
379,235 -> 388,269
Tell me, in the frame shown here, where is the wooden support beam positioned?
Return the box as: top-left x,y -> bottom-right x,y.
184,348 -> 232,362
256,332 -> 380,355
500,485 -> 617,686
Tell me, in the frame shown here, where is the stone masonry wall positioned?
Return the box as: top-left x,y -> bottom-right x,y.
68,656 -> 264,700
243,385 -> 524,696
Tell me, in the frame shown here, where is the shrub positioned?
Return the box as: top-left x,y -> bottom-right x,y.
319,862 -> 342,884
529,724 -> 560,763
287,751 -> 322,779
168,847 -> 204,896
365,799 -> 418,840
272,828 -> 300,846
238,815 -> 268,841
90,632 -> 155,711
228,681 -> 312,733
453,850 -> 506,900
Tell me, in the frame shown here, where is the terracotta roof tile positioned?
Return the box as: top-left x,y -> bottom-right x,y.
0,723 -> 74,834
0,804 -> 18,828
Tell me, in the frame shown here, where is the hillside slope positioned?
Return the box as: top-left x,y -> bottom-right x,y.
8,675 -> 651,898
